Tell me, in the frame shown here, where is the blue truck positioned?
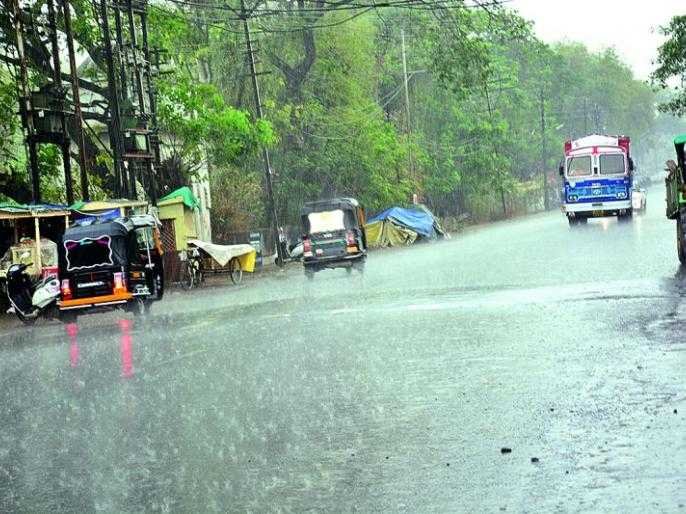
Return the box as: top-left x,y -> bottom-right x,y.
559,134 -> 635,226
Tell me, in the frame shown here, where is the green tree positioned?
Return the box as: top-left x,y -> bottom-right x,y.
652,15 -> 686,116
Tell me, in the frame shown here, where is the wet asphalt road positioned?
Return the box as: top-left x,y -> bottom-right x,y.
1,187 -> 686,513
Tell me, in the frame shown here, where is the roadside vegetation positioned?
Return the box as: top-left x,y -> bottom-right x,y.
1,1 -> 684,230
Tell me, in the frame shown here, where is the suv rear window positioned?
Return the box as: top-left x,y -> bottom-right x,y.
308,210 -> 345,233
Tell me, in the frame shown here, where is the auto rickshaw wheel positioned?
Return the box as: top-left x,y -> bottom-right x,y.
229,258 -> 243,285
154,273 -> 164,300
129,298 -> 148,317
678,216 -> 686,265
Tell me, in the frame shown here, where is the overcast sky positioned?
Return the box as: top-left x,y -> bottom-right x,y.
508,0 -> 685,80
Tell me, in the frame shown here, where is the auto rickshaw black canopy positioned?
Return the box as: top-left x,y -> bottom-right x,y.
300,197 -> 365,234
300,197 -> 361,216
61,216 -> 158,271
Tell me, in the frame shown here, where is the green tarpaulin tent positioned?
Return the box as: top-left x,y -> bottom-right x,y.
159,186 -> 200,210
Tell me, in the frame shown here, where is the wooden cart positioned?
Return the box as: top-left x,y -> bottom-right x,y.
185,239 -> 256,287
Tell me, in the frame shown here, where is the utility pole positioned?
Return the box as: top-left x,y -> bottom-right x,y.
114,8 -> 128,100
400,28 -> 411,133
126,0 -> 146,112
46,0 -> 74,205
241,0 -> 284,267
140,8 -> 158,205
400,28 -> 415,186
61,0 -> 89,200
540,89 -> 549,211
12,0 -> 41,203
99,0 -> 125,197
593,103 -> 601,133
484,86 -> 506,216
583,97 -> 588,134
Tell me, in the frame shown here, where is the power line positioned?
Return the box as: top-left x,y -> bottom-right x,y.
148,0 -> 505,34
152,0 -> 498,17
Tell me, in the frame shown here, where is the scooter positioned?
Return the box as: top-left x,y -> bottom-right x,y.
5,263 -> 61,325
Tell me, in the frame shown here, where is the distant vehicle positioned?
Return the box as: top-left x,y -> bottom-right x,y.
300,197 -> 367,278
631,188 -> 647,214
665,134 -> 686,263
58,215 -> 164,318
559,134 -> 635,226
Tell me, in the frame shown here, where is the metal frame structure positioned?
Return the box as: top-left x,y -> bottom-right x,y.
98,0 -> 160,203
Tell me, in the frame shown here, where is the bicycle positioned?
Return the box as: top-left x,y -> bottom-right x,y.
181,248 -> 203,289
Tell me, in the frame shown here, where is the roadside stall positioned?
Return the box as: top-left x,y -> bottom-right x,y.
157,187 -> 201,285
157,187 -> 200,252
70,199 -> 149,222
0,203 -> 70,282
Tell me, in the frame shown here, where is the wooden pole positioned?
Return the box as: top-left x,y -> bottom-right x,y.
34,216 -> 42,273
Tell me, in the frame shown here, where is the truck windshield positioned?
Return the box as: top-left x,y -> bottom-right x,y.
567,155 -> 592,177
599,154 -> 625,175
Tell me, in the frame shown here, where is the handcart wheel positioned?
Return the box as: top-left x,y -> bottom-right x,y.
229,257 -> 243,284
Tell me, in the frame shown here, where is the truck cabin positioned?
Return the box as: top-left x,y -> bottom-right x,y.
564,149 -> 633,179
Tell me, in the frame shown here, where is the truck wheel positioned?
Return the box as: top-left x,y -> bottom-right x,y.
618,210 -> 633,223
567,216 -> 577,227
678,218 -> 686,265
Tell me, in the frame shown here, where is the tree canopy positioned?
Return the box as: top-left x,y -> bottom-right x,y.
653,15 -> 686,117
0,0 -> 663,228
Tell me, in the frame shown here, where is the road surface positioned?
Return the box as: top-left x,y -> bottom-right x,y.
1,189 -> 685,513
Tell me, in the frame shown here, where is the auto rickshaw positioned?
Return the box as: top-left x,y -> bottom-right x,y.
58,214 -> 164,317
300,197 -> 367,278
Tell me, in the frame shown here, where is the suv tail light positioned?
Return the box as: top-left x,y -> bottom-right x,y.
345,230 -> 358,253
113,272 -> 126,294
303,238 -> 312,257
61,279 -> 72,300
346,230 -> 355,246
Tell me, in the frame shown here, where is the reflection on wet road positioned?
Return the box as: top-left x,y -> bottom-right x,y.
2,188 -> 686,512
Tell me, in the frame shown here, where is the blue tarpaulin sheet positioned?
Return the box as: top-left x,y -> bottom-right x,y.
72,208 -> 121,225
367,207 -> 436,237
